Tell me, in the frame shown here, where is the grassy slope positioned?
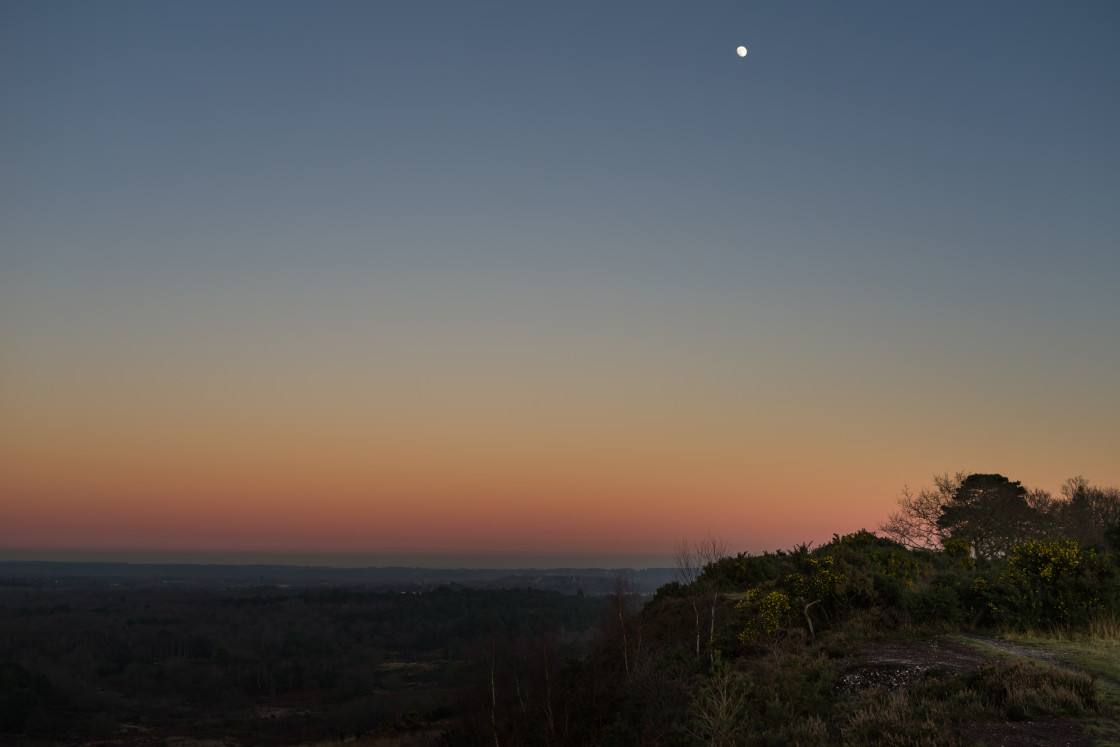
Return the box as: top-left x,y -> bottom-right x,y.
955,627 -> 1120,746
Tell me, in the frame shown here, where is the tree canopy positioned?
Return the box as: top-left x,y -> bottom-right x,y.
935,473 -> 1042,560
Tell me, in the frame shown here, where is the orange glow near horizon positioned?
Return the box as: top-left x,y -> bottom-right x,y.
5,332 -> 1120,562
5,402 -> 1117,561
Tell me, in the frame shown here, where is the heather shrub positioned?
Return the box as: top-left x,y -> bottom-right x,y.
957,661 -> 1098,718
840,660 -> 1097,745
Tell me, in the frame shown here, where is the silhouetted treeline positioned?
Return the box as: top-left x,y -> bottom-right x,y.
881,473 -> 1120,558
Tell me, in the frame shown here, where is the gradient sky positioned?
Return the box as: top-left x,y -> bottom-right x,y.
2,1 -> 1118,567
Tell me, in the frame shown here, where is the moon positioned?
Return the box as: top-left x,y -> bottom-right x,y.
736,46 -> 748,57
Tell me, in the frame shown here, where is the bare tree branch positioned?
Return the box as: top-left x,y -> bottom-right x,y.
878,472 -> 965,550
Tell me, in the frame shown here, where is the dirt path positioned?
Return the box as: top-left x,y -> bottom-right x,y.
958,634 -> 1063,664
958,634 -> 1120,691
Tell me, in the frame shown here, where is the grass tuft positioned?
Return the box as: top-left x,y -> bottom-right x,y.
1089,612 -> 1120,642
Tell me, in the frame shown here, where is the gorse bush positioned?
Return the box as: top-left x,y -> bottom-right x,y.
941,537 -> 973,569
1006,540 -> 1084,584
784,556 -> 844,603
736,589 -> 791,646
986,539 -> 1120,629
707,552 -> 783,589
805,531 -> 940,614
709,530 -> 1120,637
830,530 -> 926,586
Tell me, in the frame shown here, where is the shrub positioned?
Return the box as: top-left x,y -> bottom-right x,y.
903,585 -> 961,624
990,539 -> 1120,629
736,590 -> 791,647
958,575 -> 998,626
873,573 -> 907,608
941,538 -> 973,570
830,531 -> 925,586
687,654 -> 748,746
713,552 -> 783,589
1104,522 -> 1120,553
785,556 -> 845,602
811,531 -> 933,612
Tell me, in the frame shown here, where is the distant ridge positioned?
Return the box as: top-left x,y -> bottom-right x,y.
0,560 -> 676,595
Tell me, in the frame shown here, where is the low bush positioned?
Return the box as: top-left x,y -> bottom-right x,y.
904,585 -> 961,625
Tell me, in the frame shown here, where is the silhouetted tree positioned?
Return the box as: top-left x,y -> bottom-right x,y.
675,534 -> 731,668
1055,477 -> 1120,548
674,538 -> 705,662
605,575 -> 643,680
879,472 -> 965,550
936,473 -> 1043,560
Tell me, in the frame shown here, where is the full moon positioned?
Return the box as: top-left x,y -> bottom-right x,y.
736,46 -> 748,57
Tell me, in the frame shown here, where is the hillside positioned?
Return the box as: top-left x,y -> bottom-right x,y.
447,529 -> 1120,746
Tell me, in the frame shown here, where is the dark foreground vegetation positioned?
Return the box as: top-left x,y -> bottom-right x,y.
496,527 -> 1118,746
3,473 -> 1119,745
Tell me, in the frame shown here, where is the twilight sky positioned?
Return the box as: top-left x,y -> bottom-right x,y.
2,1 -> 1118,567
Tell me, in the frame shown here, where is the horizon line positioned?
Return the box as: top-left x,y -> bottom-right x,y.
0,548 -> 679,571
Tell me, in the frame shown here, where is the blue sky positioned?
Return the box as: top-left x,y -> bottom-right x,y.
2,1 -> 1118,562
